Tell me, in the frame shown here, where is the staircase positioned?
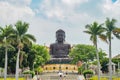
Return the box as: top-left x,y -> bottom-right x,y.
38,72 -> 78,80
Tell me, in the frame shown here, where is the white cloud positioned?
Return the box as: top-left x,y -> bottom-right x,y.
39,0 -> 89,21
0,1 -> 35,25
40,0 -> 65,20
45,7 -> 64,19
102,0 -> 120,17
62,0 -> 88,6
2,0 -> 31,6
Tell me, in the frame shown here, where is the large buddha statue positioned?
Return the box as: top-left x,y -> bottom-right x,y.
50,29 -> 71,58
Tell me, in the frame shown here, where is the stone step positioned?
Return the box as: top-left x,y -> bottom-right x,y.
39,75 -> 78,80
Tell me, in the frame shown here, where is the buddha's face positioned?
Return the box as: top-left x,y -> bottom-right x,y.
56,33 -> 65,42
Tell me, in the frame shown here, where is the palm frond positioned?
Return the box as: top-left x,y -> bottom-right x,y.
99,34 -> 108,43
4,25 -> 15,37
23,34 -> 36,42
90,36 -> 93,41
7,44 -> 15,51
20,34 -> 36,47
111,18 -> 117,25
0,27 -> 4,32
85,24 -> 91,29
105,18 -> 117,32
15,21 -> 29,36
113,28 -> 120,39
84,31 -> 92,34
113,28 -> 120,33
21,37 -> 32,46
84,21 -> 105,45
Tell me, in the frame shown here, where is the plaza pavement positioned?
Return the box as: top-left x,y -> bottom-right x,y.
33,73 -> 85,80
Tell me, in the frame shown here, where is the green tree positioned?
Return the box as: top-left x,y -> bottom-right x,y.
104,18 -> 120,80
7,48 -> 16,73
14,21 -> 36,80
0,46 -> 5,68
78,66 -> 84,74
0,25 -> 15,80
84,22 -> 107,80
27,47 -> 36,70
28,44 -> 50,70
20,42 -> 33,69
98,49 -> 107,60
70,44 -> 96,64
35,67 -> 43,75
100,58 -> 109,73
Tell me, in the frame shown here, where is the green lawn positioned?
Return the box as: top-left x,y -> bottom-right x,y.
90,76 -> 120,80
0,78 -> 26,80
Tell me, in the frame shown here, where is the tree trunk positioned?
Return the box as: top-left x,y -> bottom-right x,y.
109,34 -> 112,80
95,41 -> 100,80
15,48 -> 20,80
4,46 -> 8,80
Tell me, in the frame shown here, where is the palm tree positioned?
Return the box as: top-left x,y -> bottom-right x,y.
104,18 -> 120,80
0,25 -> 15,80
84,22 -> 107,80
14,21 -> 36,80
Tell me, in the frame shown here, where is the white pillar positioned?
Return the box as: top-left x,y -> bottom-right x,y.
113,65 -> 115,74
118,62 -> 120,69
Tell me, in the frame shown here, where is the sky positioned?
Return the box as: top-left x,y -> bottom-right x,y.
0,0 -> 120,57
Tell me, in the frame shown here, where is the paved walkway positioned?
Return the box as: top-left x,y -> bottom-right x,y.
78,75 -> 85,80
33,73 -> 85,80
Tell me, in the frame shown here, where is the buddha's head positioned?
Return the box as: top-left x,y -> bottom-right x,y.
56,29 -> 65,43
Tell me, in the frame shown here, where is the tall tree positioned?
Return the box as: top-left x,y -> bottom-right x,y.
104,18 -> 120,80
28,44 -> 50,70
70,44 -> 96,64
84,22 -> 107,80
0,25 -> 14,80
14,21 -> 36,80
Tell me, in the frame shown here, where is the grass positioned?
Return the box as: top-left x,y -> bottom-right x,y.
0,78 -> 26,80
90,76 -> 120,80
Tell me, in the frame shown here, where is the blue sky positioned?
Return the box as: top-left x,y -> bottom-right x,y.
0,0 -> 120,57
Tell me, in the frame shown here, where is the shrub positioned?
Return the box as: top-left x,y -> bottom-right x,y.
23,70 -> 35,77
83,70 -> 93,78
78,66 -> 84,74
35,67 -> 43,74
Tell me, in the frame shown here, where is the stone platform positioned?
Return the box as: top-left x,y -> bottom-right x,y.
43,64 -> 78,73
43,57 -> 78,73
46,58 -> 72,64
